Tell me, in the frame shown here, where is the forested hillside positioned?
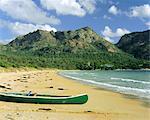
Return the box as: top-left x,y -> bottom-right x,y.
0,27 -> 149,70
117,30 -> 150,60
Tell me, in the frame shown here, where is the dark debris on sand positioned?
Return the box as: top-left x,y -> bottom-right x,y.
38,108 -> 52,111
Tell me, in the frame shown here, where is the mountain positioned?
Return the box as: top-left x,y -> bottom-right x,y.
117,30 -> 150,60
0,27 -> 148,70
8,27 -> 119,53
0,44 -> 3,47
0,44 -> 6,50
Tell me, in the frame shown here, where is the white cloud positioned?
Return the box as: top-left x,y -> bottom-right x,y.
102,26 -> 130,37
0,0 -> 60,25
40,0 -> 85,17
40,0 -> 96,17
0,38 -> 14,44
108,0 -> 119,5
103,36 -> 113,43
0,19 -> 57,36
129,4 -> 150,18
9,22 -> 57,35
103,15 -> 111,20
145,21 -> 150,29
101,26 -> 130,43
79,0 -> 96,14
108,5 -> 119,15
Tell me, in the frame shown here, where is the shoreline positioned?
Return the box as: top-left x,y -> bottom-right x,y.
0,69 -> 149,120
61,72 -> 150,107
59,70 -> 150,101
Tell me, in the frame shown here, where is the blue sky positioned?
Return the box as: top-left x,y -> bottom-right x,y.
0,0 -> 150,44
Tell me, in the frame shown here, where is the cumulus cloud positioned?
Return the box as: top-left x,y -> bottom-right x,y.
10,23 -> 57,35
40,0 -> 96,17
0,19 -> 57,36
0,0 -> 60,25
101,26 -> 130,43
40,0 -> 85,17
108,5 -> 120,15
129,4 -> 150,18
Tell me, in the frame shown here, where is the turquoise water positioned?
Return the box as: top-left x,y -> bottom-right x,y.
60,70 -> 150,99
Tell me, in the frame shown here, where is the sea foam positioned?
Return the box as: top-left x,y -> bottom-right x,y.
111,77 -> 150,84
60,72 -> 150,99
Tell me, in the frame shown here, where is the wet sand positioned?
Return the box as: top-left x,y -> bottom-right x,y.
0,69 -> 149,120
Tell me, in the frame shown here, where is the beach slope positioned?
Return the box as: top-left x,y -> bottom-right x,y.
0,70 -> 149,120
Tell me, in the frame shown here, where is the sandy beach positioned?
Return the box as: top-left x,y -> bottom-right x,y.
0,69 -> 149,120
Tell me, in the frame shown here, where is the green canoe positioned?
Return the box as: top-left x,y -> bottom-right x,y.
0,92 -> 88,104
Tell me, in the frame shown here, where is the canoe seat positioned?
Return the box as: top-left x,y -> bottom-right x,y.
27,91 -> 37,96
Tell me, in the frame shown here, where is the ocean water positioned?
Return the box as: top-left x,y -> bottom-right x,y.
59,70 -> 150,99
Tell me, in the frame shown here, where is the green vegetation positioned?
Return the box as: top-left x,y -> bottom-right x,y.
0,47 -> 148,70
117,30 -> 150,60
0,27 -> 149,70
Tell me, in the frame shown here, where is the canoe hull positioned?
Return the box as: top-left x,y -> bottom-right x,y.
0,93 -> 88,104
